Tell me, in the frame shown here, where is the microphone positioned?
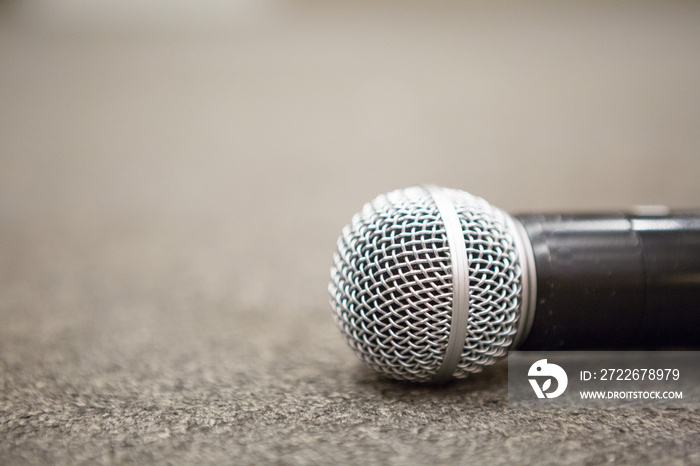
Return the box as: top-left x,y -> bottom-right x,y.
328,186 -> 700,383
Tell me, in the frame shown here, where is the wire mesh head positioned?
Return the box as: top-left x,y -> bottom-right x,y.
329,186 -> 522,382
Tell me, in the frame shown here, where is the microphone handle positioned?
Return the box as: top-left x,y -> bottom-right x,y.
515,210 -> 700,350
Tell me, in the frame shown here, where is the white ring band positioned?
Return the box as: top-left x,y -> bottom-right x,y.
507,214 -> 537,349
427,186 -> 470,383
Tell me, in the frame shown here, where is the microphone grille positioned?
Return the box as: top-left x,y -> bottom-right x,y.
329,186 -> 522,382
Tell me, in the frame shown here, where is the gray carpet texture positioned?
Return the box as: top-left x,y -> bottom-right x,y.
2,1 -> 700,464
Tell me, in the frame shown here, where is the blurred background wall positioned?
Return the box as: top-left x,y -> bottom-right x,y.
1,0 -> 700,357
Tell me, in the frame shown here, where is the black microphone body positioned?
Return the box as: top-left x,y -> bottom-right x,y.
516,210 -> 700,350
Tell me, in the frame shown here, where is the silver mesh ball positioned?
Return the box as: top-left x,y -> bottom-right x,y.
329,186 -> 522,382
